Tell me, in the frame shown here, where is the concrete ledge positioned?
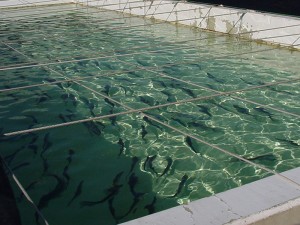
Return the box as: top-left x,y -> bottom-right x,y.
228,198 -> 300,225
79,0 -> 300,49
121,167 -> 300,225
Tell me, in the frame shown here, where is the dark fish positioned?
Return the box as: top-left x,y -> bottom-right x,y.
41,155 -> 49,174
63,149 -> 75,184
148,155 -> 158,175
25,115 -> 38,124
267,86 -> 293,95
117,197 -> 139,220
171,117 -> 187,127
128,173 -> 144,197
61,93 -> 77,106
137,59 -> 150,67
68,94 -> 77,107
67,180 -> 84,206
3,84 -> 11,89
83,121 -> 102,136
25,114 -> 38,128
28,144 -> 38,155
37,96 -> 48,104
37,174 -> 66,210
143,157 -> 150,171
8,34 -> 21,40
207,72 -> 225,83
139,96 -> 156,106
254,107 -> 276,121
170,175 -> 188,198
185,136 -> 198,154
231,153 -> 277,162
36,92 -> 51,104
115,173 -> 144,219
93,60 -> 101,67
146,112 -> 164,121
143,117 -> 163,131
77,60 -> 87,68
181,87 -> 197,98
102,84 -> 111,96
0,133 -> 26,143
160,157 -> 173,177
276,138 -> 300,147
119,85 -> 133,96
61,93 -> 68,100
233,104 -> 251,116
104,98 -> 115,108
127,71 -> 141,78
129,157 -> 139,174
103,62 -> 115,70
65,111 -> 76,121
240,78 -> 257,85
210,101 -> 233,113
7,93 -> 18,101
144,196 -> 157,214
141,125 -> 148,140
161,90 -> 176,102
118,139 -> 125,156
80,172 -> 123,207
95,121 -> 106,130
11,162 -> 30,171
41,133 -> 52,155
58,113 -> 67,123
17,181 -> 38,202
67,149 -> 75,163
197,105 -> 212,118
188,63 -> 202,70
29,135 -> 38,145
246,154 -> 277,162
109,109 -> 117,126
108,198 -> 118,223
80,97 -> 95,115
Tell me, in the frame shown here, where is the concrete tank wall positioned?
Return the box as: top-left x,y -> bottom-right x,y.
77,0 -> 300,49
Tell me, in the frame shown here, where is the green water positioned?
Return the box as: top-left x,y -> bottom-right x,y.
0,4 -> 300,225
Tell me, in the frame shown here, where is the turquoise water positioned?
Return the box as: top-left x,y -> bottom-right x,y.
0,4 -> 300,225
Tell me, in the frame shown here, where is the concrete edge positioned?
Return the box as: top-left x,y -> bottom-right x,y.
120,167 -> 300,225
78,0 -> 300,50
226,197 -> 300,225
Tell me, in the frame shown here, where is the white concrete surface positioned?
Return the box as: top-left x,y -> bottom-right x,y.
121,167 -> 300,225
78,0 -> 300,49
